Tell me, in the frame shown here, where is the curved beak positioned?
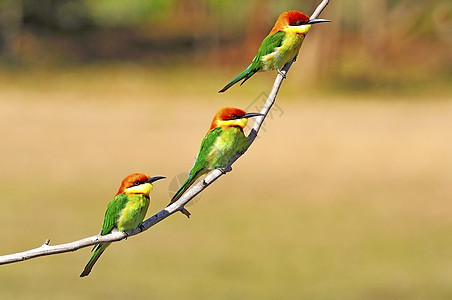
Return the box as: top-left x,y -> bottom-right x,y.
146,176 -> 166,184
308,18 -> 331,24
242,112 -> 265,119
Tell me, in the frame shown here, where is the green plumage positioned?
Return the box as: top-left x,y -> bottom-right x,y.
102,193 -> 129,234
219,31 -> 286,92
80,192 -> 150,277
170,126 -> 249,204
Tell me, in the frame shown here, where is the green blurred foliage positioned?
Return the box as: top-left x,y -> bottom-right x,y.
83,0 -> 174,27
0,0 -> 450,93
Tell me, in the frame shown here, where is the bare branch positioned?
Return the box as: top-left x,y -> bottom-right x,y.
311,0 -> 330,20
0,0 -> 330,266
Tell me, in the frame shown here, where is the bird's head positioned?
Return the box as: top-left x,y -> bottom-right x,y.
209,107 -> 264,131
270,10 -> 330,35
116,173 -> 165,196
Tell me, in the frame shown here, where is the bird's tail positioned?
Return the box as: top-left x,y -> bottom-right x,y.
80,242 -> 111,277
218,65 -> 258,93
169,168 -> 206,208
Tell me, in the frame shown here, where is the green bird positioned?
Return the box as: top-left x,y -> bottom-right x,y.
80,173 -> 165,277
219,10 -> 330,93
169,107 -> 263,217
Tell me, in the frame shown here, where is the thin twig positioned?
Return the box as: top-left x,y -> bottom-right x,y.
311,0 -> 330,20
0,0 -> 330,266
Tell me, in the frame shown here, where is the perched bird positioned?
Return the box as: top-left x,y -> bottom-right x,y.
169,107 -> 263,217
219,10 -> 330,92
80,173 -> 165,277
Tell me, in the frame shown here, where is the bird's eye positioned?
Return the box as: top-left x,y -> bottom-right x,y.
292,20 -> 305,26
134,180 -> 141,185
230,114 -> 238,119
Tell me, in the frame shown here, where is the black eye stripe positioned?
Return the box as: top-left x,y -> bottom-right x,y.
292,20 -> 307,26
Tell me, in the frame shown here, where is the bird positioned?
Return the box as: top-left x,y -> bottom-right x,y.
168,107 -> 263,217
80,173 -> 165,277
219,10 -> 330,93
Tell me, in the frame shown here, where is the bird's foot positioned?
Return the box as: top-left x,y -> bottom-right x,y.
293,55 -> 298,62
181,207 -> 191,218
277,69 -> 287,79
139,224 -> 146,232
220,166 -> 232,174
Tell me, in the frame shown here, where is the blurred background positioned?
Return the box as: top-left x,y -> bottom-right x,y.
0,0 -> 451,299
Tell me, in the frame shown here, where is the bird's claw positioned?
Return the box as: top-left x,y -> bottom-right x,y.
277,69 -> 287,79
220,166 -> 232,174
181,207 -> 191,218
139,224 -> 146,232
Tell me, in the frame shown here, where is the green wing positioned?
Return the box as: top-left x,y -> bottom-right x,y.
100,193 -> 129,235
170,128 -> 223,203
219,31 -> 286,92
81,193 -> 128,276
250,31 -> 286,71
191,127 -> 223,174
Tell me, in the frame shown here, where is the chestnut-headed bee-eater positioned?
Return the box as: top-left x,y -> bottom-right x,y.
169,107 -> 263,217
80,173 -> 165,277
219,10 -> 330,93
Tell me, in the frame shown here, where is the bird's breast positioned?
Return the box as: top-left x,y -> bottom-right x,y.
207,127 -> 248,168
261,32 -> 305,71
117,194 -> 150,232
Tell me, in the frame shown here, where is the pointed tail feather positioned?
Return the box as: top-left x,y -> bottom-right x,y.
169,174 -> 197,205
219,66 -> 258,93
168,168 -> 207,207
80,243 -> 111,277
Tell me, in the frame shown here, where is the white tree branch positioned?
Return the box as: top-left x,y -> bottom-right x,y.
0,0 -> 330,266
311,0 -> 330,20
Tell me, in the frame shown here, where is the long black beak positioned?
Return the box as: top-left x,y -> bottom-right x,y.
146,176 -> 166,184
308,18 -> 331,24
242,112 -> 265,119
